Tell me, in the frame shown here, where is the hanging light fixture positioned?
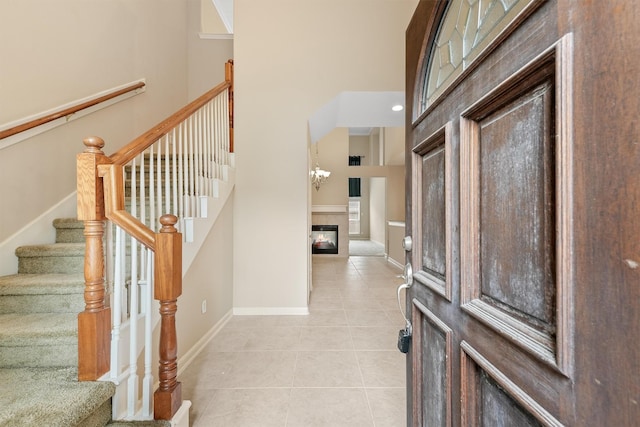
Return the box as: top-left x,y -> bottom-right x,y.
310,144 -> 331,191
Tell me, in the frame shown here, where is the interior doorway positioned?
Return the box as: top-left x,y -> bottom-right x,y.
348,176 -> 387,256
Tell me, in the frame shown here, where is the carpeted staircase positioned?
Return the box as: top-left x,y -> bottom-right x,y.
0,218 -> 169,426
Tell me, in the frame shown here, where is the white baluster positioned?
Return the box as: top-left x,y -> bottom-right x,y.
212,101 -> 217,182
203,104 -> 210,197
171,128 -> 179,218
110,226 -> 124,381
188,116 -> 195,216
164,135 -> 171,216
223,89 -> 230,165
127,238 -> 139,417
149,146 -> 156,232
156,140 -> 163,227
214,96 -> 221,179
219,93 -> 226,174
178,123 -> 185,222
140,153 -> 146,227
142,250 -> 154,418
195,110 -> 202,216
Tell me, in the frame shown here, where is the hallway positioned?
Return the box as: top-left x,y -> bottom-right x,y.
180,255 -> 407,426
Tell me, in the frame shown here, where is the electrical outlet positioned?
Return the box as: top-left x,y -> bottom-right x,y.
201,300 -> 207,314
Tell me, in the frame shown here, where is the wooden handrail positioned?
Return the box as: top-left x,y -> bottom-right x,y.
110,80 -> 231,165
0,81 -> 145,140
77,60 -> 234,421
98,163 -> 156,249
226,60 -> 234,153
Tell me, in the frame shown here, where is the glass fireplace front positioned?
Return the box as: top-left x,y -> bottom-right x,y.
311,225 -> 338,254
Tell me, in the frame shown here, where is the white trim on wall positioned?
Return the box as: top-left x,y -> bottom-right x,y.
198,33 -> 234,40
177,309 -> 233,375
0,192 -> 77,276
311,205 -> 347,213
233,307 -> 310,316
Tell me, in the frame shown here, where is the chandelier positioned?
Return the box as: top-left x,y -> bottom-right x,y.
310,144 -> 331,191
310,163 -> 331,191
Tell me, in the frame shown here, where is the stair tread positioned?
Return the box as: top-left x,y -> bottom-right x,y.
0,313 -> 77,343
0,273 -> 84,295
0,367 -> 115,427
15,242 -> 85,257
52,218 -> 84,229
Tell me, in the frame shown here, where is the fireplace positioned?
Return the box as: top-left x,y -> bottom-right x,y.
311,225 -> 339,254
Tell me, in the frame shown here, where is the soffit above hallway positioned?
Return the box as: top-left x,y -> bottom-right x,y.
308,91 -> 405,144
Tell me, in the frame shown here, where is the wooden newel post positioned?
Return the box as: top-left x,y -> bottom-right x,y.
76,136 -> 111,381
154,214 -> 183,420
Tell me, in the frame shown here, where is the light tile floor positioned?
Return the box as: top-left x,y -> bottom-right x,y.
179,256 -> 407,427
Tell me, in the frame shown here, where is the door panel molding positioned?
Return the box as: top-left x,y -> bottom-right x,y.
461,341 -> 564,427
412,298 -> 453,427
411,122 -> 454,301
460,35 -> 574,375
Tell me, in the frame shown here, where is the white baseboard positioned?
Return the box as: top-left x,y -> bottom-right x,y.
0,192 -> 77,276
386,255 -> 404,270
177,309 -> 233,375
232,307 -> 310,316
170,400 -> 192,427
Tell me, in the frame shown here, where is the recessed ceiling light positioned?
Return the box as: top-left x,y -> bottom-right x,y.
392,104 -> 404,112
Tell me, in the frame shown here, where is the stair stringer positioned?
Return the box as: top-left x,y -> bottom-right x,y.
182,166 -> 235,275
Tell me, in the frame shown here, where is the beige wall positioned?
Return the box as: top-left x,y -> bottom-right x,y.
234,0 -> 416,311
0,0 -> 190,243
313,128 -> 405,249
178,192 -> 234,356
201,0 -> 229,34
384,126 -> 406,165
188,0 -> 234,100
370,177 -> 387,245
314,128 -> 405,219
312,128 -> 350,206
387,221 -> 406,266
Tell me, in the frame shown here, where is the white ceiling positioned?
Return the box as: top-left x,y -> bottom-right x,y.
308,91 -> 405,144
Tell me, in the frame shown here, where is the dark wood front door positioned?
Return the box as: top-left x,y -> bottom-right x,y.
404,1 -> 640,425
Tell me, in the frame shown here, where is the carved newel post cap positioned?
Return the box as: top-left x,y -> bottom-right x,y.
159,214 -> 179,233
82,136 -> 105,153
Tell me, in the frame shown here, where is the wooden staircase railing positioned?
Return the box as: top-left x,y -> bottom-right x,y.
76,60 -> 234,421
0,81 -> 145,141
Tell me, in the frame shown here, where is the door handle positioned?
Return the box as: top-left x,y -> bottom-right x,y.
396,262 -> 413,353
397,262 -> 413,286
397,263 -> 413,332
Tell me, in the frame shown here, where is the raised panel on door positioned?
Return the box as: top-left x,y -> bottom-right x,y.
461,341 -> 563,426
411,123 -> 453,300
405,1 -> 579,426
411,299 -> 452,427
460,38 -> 574,373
